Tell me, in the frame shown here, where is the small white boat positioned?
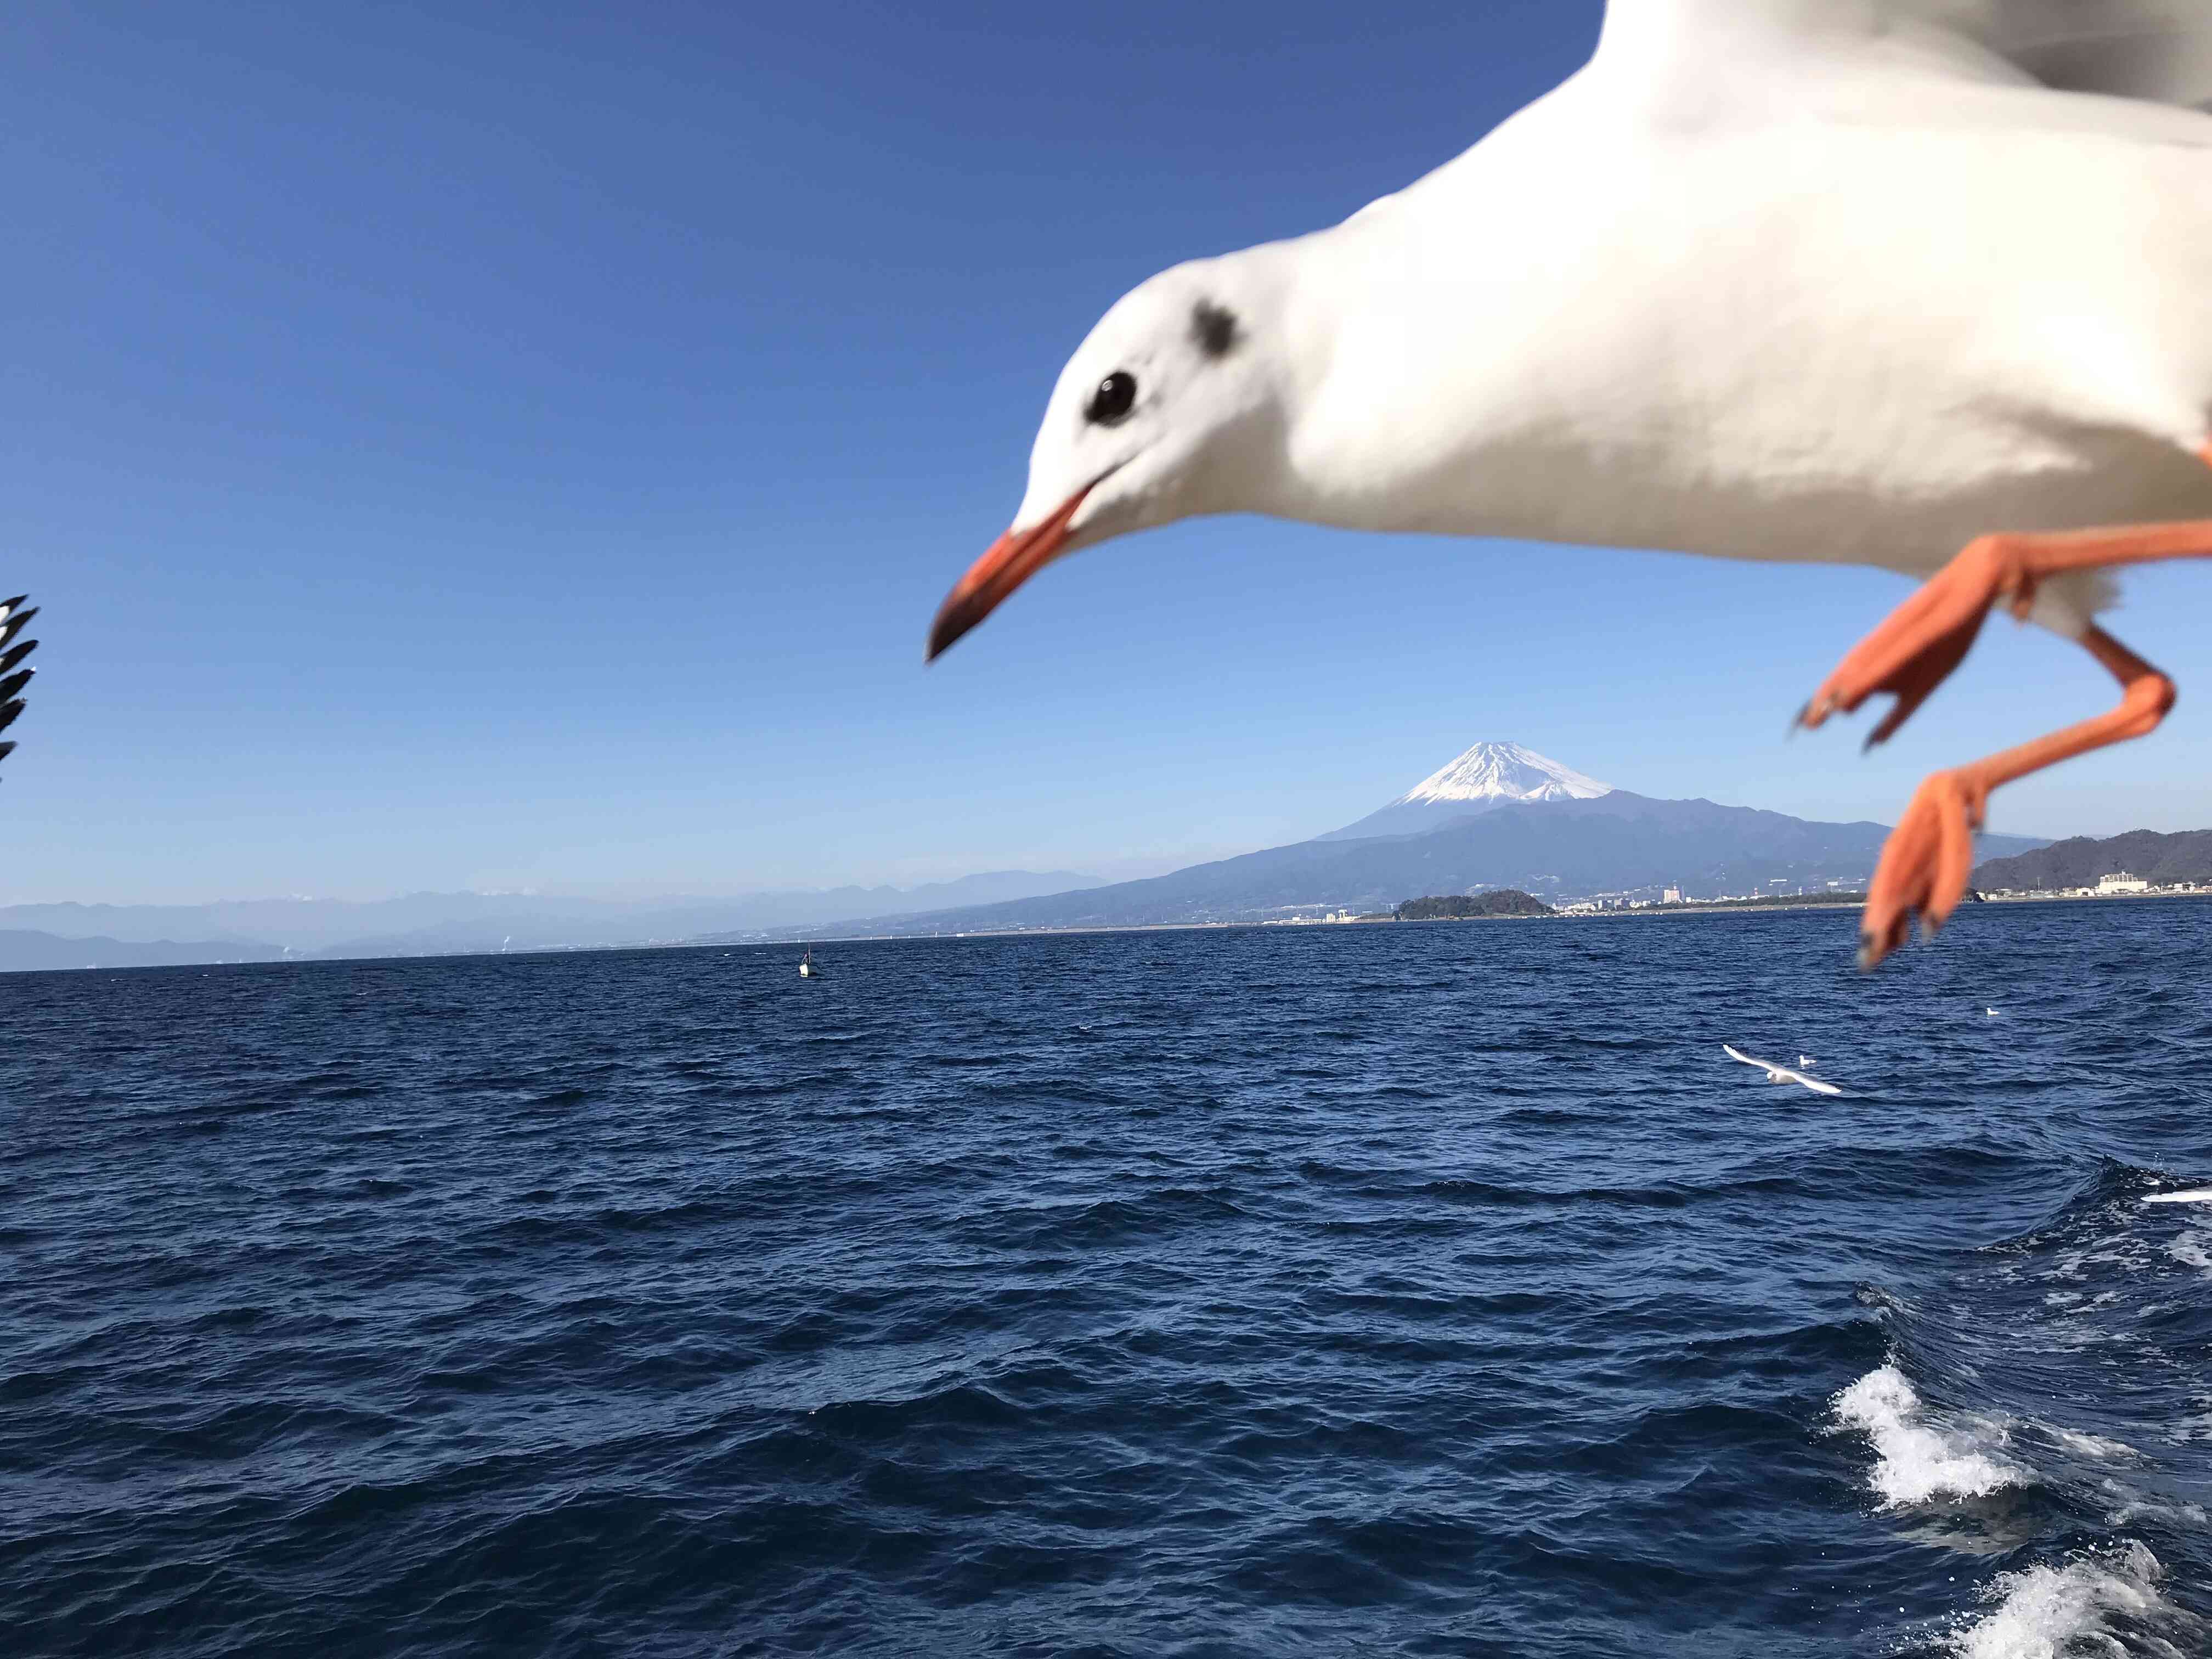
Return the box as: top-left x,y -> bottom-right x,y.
798,948 -> 819,979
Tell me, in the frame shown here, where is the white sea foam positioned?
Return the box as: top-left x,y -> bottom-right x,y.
2049,1426 -> 2136,1462
1946,1543 -> 2182,1659
2164,1228 -> 2212,1274
1833,1365 -> 2027,1506
2101,1479 -> 2209,1530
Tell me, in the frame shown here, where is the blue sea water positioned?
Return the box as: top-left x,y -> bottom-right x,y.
3,901 -> 2210,1657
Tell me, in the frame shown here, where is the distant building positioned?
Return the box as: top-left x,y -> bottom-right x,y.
2097,871 -> 2149,894
1662,887 -> 1681,904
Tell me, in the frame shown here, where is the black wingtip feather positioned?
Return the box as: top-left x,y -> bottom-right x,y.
0,593 -> 31,776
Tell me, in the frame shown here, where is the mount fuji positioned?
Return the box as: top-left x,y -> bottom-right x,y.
1318,742 -> 1613,840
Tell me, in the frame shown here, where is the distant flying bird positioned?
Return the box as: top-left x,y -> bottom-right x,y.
0,595 -> 35,776
1723,1044 -> 1843,1096
1797,1054 -> 1817,1070
928,1 -> 2212,973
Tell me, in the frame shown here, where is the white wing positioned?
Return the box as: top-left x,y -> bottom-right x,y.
1722,1043 -> 1771,1070
2142,1187 -> 2212,1204
1778,1068 -> 1844,1096
1596,1 -> 2212,122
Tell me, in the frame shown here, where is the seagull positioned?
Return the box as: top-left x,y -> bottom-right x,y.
1797,1054 -> 1817,1069
928,2 -> 2212,972
0,595 -> 35,776
1723,1043 -> 1843,1095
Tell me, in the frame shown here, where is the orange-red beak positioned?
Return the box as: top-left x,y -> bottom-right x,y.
927,483 -> 1094,661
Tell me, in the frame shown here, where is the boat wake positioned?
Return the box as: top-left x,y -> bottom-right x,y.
1847,1163 -> 2212,1656
1944,1543 -> 2177,1659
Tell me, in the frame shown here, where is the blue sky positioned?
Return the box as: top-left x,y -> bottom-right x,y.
10,0 -> 2212,904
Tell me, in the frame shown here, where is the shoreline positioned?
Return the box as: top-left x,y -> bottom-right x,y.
16,889 -> 2210,974
780,887 -> 2212,946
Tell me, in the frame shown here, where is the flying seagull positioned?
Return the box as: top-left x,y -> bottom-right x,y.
928,1 -> 2212,972
0,595 -> 35,776
1723,1044 -> 1843,1096
1797,1054 -> 1817,1069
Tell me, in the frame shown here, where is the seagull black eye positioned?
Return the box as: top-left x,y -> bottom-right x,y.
1086,371 -> 1137,426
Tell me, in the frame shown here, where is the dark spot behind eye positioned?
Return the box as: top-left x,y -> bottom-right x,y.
1086,371 -> 1137,425
1192,300 -> 1239,358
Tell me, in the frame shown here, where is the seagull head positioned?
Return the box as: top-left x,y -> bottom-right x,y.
927,250 -> 1294,660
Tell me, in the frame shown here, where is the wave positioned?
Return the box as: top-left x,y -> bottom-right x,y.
1831,1365 -> 2028,1508
1940,1542 -> 2196,1659
1852,1163 -> 2212,1651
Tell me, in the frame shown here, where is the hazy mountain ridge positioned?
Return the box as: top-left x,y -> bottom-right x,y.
1972,828 -> 2212,892
0,871 -> 1104,969
0,932 -> 286,972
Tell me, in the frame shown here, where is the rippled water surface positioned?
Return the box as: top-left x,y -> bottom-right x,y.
5,902 -> 2211,1656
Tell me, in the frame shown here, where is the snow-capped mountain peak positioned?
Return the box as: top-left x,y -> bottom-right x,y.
1314,742 -> 1613,841
1397,742 -> 1612,806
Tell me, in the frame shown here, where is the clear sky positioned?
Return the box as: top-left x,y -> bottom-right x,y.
10,1 -> 2212,905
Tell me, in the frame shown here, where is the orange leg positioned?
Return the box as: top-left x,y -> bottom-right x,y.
1792,463 -> 2212,969
1853,627 -> 2175,969
1797,515 -> 2212,746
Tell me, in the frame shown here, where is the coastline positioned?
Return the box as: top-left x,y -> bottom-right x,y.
797,887 -> 2212,946
18,888 -> 2212,973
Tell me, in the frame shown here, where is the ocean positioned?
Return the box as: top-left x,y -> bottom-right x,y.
3,901 -> 2209,1657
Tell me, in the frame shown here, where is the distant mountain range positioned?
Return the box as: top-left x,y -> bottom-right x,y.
0,932 -> 284,972
768,742 -> 2051,939
0,871 -> 1104,972
4,740 -> 2085,973
1972,828 -> 2212,892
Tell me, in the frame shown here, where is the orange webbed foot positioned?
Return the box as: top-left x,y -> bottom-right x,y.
1857,769 -> 1989,970
1797,538 -> 2033,748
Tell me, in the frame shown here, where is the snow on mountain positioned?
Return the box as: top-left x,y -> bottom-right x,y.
1318,742 -> 1613,841
1400,742 -> 1612,806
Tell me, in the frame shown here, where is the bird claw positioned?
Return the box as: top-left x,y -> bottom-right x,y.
1857,769 -> 1988,970
1855,924 -> 1901,975
1800,544 -> 2012,749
